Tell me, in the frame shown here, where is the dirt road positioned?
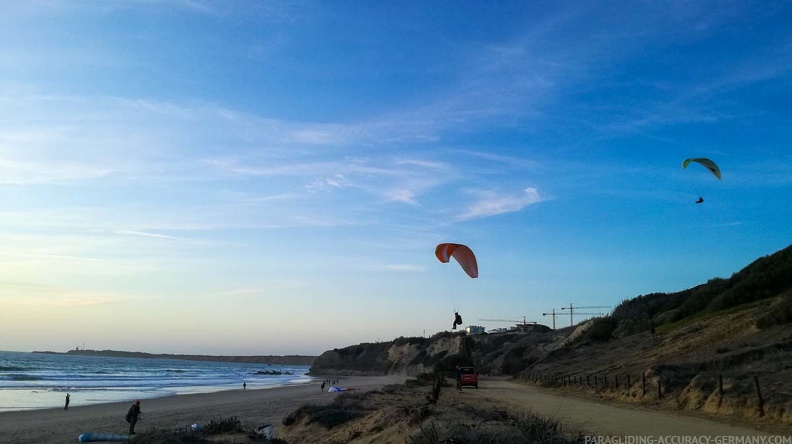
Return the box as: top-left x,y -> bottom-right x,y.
455,378 -> 786,438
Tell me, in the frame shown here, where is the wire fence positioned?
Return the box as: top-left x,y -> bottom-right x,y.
524,371 -> 767,417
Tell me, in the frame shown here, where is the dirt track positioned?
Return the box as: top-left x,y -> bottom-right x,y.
452,378 -> 787,438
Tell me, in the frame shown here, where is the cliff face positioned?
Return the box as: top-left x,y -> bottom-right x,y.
309,335 -> 467,376
309,328 -> 559,376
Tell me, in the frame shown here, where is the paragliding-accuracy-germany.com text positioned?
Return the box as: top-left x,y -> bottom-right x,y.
585,437 -> 791,444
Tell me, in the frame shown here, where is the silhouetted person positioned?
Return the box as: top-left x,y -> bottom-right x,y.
243,382 -> 246,390
452,312 -> 463,329
125,400 -> 141,435
64,393 -> 70,410
321,381 -> 326,391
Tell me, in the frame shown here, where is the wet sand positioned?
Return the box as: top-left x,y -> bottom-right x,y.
0,375 -> 406,444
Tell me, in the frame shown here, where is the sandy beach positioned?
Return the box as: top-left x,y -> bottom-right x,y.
0,375 -> 406,444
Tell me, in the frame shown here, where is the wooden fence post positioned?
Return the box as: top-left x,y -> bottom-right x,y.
718,374 -> 723,396
594,375 -> 599,386
641,374 -> 646,396
587,375 -> 590,386
627,374 -> 631,389
658,378 -> 662,399
753,375 -> 764,417
615,375 -> 619,389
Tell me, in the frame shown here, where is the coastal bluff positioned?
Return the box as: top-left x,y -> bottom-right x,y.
32,349 -> 316,366
309,327 -> 557,377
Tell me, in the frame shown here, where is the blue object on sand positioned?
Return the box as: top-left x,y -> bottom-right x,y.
78,432 -> 130,442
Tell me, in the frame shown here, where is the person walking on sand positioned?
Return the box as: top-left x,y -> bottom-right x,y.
125,400 -> 142,435
321,381 -> 326,391
64,393 -> 70,410
243,382 -> 246,390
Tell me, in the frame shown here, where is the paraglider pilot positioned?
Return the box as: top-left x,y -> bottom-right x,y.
695,196 -> 704,204
452,312 -> 463,330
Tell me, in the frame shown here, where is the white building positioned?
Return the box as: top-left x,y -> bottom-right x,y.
466,325 -> 485,335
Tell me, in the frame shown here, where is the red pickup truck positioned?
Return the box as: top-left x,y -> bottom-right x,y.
457,366 -> 479,388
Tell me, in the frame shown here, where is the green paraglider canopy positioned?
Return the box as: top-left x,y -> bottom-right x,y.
682,158 -> 721,180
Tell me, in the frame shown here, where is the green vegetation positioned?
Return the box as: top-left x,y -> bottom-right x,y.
756,290 -> 792,329
581,317 -> 619,342
407,409 -> 581,444
283,393 -> 371,430
613,244 -> 792,333
501,346 -> 533,374
509,410 -> 582,444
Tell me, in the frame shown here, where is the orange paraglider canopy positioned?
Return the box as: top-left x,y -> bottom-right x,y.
435,243 -> 478,279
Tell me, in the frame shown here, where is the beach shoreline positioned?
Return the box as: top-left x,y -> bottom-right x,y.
0,374 -> 406,444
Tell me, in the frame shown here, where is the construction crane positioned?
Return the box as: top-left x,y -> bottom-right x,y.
542,309 -> 561,330
479,316 -> 535,325
560,304 -> 610,327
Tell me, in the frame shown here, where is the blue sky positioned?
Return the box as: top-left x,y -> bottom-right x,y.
0,1 -> 790,355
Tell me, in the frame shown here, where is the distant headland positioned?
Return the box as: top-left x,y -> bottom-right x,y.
32,349 -> 316,366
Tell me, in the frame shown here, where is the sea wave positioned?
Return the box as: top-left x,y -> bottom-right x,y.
0,366 -> 27,371
8,375 -> 43,381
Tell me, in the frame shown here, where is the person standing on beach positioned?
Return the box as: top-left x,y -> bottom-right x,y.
64,393 -> 70,410
125,400 -> 142,435
321,381 -> 325,391
243,382 -> 246,390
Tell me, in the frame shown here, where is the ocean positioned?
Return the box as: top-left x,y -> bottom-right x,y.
0,351 -> 314,412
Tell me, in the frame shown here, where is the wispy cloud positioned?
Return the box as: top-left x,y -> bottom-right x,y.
0,156 -> 116,185
214,280 -> 309,298
456,150 -> 544,170
382,189 -> 417,205
369,264 -> 426,272
115,230 -> 191,241
457,187 -> 545,221
304,174 -> 354,192
0,282 -> 129,307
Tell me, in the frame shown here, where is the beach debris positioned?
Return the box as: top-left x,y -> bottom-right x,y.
256,424 -> 274,438
327,386 -> 358,392
78,432 -> 130,442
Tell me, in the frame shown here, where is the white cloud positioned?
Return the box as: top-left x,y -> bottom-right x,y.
457,187 -> 544,221
383,189 -> 417,205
